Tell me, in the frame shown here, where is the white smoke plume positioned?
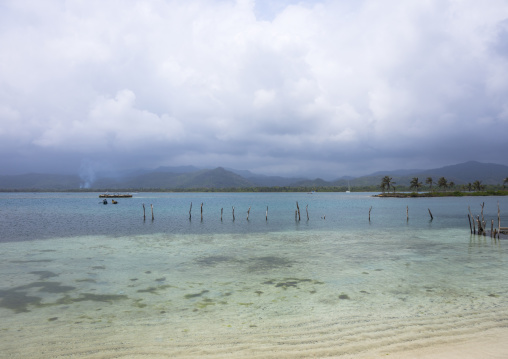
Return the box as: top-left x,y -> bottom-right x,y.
79,159 -> 96,189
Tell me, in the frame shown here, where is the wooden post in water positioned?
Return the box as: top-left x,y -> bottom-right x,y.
477,215 -> 484,235
296,201 -> 301,221
406,206 -> 409,221
143,203 -> 146,221
480,202 -> 486,231
189,202 -> 192,220
266,206 -> 268,221
468,206 -> 476,234
200,202 -> 203,221
468,214 -> 472,234
491,219 -> 494,238
247,206 -> 251,220
221,208 -> 223,221
369,206 -> 372,221
306,204 -> 309,221
428,208 -> 433,220
232,206 -> 235,221
151,204 -> 154,221
498,202 -> 501,238
481,202 -> 485,227
295,210 -> 298,221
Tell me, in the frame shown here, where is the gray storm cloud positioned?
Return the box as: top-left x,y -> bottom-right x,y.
1,0 -> 508,178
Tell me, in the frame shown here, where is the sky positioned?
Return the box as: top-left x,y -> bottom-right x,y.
1,0 -> 508,180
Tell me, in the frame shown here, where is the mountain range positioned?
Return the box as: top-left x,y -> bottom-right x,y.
0,161 -> 507,190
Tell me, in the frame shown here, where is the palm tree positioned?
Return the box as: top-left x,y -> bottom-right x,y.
380,177 -> 387,193
437,177 -> 448,191
410,177 -> 422,193
426,177 -> 434,191
504,177 -> 508,189
380,176 -> 396,193
467,182 -> 472,192
448,181 -> 455,190
473,180 -> 482,192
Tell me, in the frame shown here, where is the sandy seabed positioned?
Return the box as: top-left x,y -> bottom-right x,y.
2,307 -> 508,359
2,226 -> 508,359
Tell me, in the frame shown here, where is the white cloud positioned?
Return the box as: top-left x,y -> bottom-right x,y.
253,88 -> 276,108
34,89 -> 185,152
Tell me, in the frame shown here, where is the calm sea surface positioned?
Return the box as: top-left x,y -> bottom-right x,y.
1,192 -> 507,357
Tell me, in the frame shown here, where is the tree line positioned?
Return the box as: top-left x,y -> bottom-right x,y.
381,176 -> 508,193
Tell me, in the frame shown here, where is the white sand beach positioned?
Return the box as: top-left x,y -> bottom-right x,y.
2,305 -> 508,358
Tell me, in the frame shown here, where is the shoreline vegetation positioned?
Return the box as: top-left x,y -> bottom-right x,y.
375,190 -> 508,197
1,188 -> 508,196
1,175 -> 507,196
377,175 -> 508,197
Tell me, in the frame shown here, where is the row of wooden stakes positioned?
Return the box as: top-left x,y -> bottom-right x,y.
467,202 -> 505,238
141,201 -> 438,223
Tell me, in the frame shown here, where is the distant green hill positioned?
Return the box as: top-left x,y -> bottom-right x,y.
292,178 -> 331,187
0,173 -> 81,190
91,167 -> 253,190
0,161 -> 507,190
332,161 -> 508,188
182,167 -> 253,189
411,161 -> 508,185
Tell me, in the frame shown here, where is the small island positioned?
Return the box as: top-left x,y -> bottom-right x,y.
375,176 -> 508,197
375,190 -> 508,198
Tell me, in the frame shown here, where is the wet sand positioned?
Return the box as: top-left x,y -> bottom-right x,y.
2,307 -> 508,358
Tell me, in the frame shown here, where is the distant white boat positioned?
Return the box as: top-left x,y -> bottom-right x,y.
346,181 -> 351,193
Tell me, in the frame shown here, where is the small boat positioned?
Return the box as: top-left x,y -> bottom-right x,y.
111,200 -> 118,204
102,199 -> 108,205
99,193 -> 133,198
346,181 -> 351,193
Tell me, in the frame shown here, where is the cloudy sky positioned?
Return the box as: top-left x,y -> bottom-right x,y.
1,0 -> 508,179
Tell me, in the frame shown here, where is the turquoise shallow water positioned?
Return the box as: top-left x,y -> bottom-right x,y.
0,192 -> 507,357
1,192 -> 506,241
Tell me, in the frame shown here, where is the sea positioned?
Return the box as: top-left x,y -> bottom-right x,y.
0,192 -> 507,358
